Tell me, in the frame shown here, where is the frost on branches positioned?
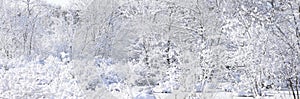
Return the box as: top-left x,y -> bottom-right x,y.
0,0 -> 299,99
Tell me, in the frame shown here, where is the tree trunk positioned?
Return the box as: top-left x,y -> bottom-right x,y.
289,78 -> 297,99
254,78 -> 261,97
296,77 -> 299,99
166,40 -> 171,66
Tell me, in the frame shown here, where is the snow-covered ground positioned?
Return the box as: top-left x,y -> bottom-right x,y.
0,56 -> 297,99
153,91 -> 294,99
131,86 -> 295,99
1,0 -> 300,98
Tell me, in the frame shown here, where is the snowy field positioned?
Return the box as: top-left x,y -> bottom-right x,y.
152,91 -> 294,99
1,0 -> 300,98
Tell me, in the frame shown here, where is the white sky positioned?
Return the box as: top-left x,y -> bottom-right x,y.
45,0 -> 71,8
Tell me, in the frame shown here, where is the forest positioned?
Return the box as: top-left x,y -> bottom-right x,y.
0,0 -> 299,98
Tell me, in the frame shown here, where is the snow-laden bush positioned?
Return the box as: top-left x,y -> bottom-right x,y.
135,93 -> 156,99
195,83 -> 205,93
0,55 -> 115,98
95,58 -> 138,98
221,83 -> 234,92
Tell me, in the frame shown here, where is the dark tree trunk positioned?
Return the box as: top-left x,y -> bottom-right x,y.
166,40 -> 171,66
289,78 -> 297,99
296,77 -> 299,99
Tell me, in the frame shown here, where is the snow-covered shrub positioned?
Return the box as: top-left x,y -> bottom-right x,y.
95,57 -> 141,98
221,83 -> 234,92
195,82 -> 206,93
0,55 -> 115,98
95,57 -> 114,67
135,87 -> 156,99
59,52 -> 70,64
135,93 -> 156,99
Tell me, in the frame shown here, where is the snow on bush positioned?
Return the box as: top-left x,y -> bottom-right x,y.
0,55 -> 115,98
135,93 -> 156,99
